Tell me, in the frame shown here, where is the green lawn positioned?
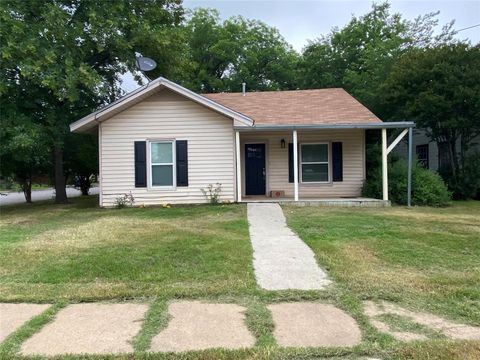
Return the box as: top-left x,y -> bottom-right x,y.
0,196 -> 479,359
0,196 -> 256,301
283,201 -> 480,326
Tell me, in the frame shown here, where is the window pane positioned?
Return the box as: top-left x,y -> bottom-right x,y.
301,144 -> 328,162
302,163 -> 329,182
151,143 -> 172,163
152,165 -> 173,186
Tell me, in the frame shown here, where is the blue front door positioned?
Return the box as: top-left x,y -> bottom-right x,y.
245,143 -> 266,195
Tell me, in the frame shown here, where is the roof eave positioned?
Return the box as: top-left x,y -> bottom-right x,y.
234,122 -> 415,131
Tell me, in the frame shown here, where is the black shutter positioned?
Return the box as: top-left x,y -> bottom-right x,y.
332,142 -> 343,182
288,143 -> 294,183
134,141 -> 147,187
176,140 -> 188,187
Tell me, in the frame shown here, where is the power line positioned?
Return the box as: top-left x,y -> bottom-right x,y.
455,24 -> 480,32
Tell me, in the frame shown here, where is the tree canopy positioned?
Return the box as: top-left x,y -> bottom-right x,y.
0,0 -> 184,202
178,8 -> 299,93
380,44 -> 480,198
298,2 -> 456,115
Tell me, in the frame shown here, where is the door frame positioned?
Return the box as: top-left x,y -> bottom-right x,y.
243,141 -> 268,196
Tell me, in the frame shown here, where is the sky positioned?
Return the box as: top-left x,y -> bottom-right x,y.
122,0 -> 480,91
183,0 -> 480,51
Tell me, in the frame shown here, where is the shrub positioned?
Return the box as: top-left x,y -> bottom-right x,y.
114,192 -> 135,208
362,160 -> 451,206
201,183 -> 222,204
439,152 -> 480,200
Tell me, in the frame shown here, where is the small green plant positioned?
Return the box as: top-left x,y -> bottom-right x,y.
201,183 -> 222,204
114,192 -> 135,208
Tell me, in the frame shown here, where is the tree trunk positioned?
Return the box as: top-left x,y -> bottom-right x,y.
79,175 -> 91,196
21,177 -> 32,203
54,144 -> 68,203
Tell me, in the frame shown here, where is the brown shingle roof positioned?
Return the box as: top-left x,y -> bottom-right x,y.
203,88 -> 382,125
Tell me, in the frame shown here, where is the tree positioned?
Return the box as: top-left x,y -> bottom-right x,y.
0,115 -> 50,203
179,8 -> 299,93
0,0 -> 184,203
299,2 -> 455,115
381,44 -> 480,198
64,133 -> 98,196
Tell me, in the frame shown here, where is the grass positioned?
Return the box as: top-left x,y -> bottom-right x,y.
0,196 -> 256,301
0,196 -> 479,359
377,313 -> 445,340
283,201 -> 480,326
133,298 -> 169,352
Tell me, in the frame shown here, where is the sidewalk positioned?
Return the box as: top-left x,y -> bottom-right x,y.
247,202 -> 331,290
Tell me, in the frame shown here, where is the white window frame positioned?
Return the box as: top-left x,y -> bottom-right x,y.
148,139 -> 176,189
300,142 -> 331,184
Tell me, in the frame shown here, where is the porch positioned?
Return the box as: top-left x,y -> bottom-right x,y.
242,196 -> 390,207
234,123 -> 415,206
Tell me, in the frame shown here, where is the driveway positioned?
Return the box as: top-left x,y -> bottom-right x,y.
0,187 -> 99,206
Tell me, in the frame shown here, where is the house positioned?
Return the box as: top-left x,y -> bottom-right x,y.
394,128 -> 480,172
70,77 -> 414,207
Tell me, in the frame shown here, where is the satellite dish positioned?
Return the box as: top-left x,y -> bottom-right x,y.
136,57 -> 157,72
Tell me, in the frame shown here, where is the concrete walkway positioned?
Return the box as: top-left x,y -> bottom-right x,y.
1,301 -> 362,355
247,203 -> 331,290
3,301 -> 480,355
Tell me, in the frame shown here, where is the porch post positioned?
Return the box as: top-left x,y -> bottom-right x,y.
293,130 -> 299,201
382,128 -> 388,201
235,131 -> 242,202
407,127 -> 413,207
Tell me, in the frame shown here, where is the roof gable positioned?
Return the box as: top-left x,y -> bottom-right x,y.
70,77 -> 253,133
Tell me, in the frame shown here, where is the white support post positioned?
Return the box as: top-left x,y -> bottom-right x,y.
407,127 -> 413,207
382,128 -> 388,201
235,131 -> 242,203
293,130 -> 299,201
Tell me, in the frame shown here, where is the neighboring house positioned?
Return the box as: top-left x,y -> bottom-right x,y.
394,129 -> 480,172
70,77 -> 412,207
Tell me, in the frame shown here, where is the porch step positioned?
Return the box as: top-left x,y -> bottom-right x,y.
279,198 -> 391,207
243,197 -> 390,207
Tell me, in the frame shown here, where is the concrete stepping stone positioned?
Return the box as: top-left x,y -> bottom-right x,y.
268,302 -> 362,347
364,301 -> 480,341
21,303 -> 148,355
150,301 -> 255,352
0,303 -> 50,343
247,203 -> 331,290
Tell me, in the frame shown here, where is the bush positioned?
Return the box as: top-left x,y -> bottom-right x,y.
362,160 -> 451,206
114,192 -> 135,208
201,183 -> 222,204
439,152 -> 480,200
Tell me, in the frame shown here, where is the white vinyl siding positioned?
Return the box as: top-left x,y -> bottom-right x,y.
240,129 -> 365,198
100,89 -> 235,207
